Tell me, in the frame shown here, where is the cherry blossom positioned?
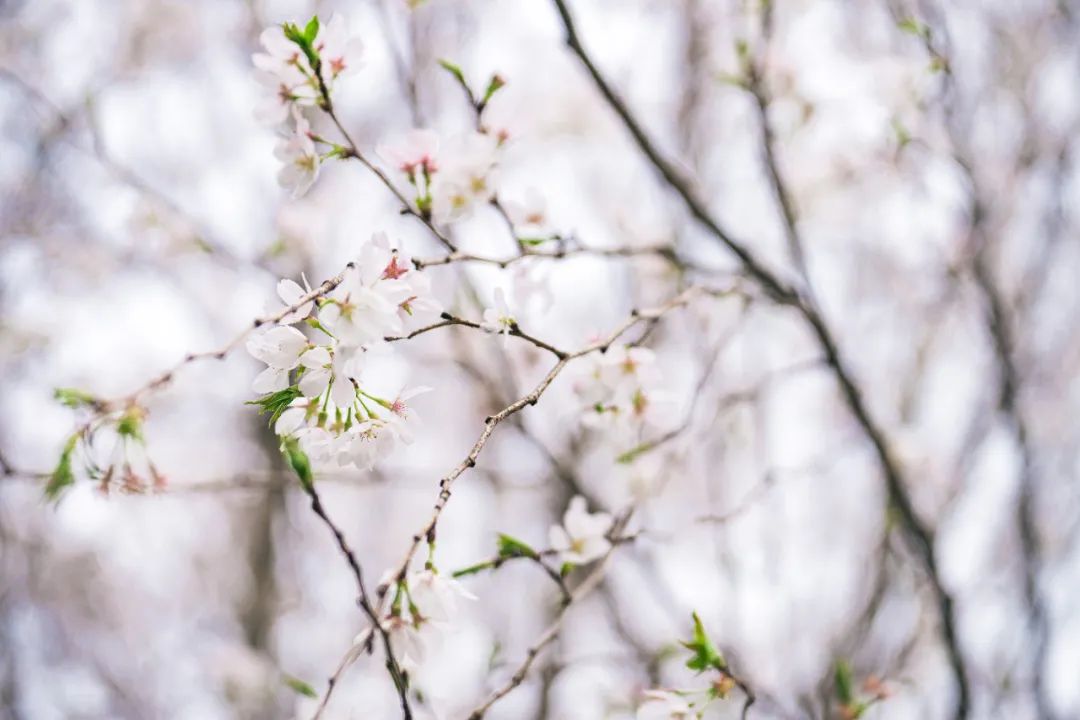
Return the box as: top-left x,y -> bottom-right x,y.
576,344 -> 669,443
318,234 -> 439,347
480,288 -> 515,346
384,614 -> 426,673
339,417 -> 405,470
274,110 -> 320,198
548,495 -> 612,565
252,25 -> 312,77
407,569 -> 477,624
503,188 -> 553,239
376,129 -> 444,215
251,28 -> 318,126
384,385 -> 432,424
247,326 -> 309,393
377,129 -> 440,176
430,132 -> 500,223
320,269 -> 407,346
636,690 -> 697,720
274,397 -> 317,436
296,346 -> 362,409
276,276 -> 314,324
312,14 -> 364,82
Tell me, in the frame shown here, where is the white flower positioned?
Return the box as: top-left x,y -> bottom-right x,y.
615,451 -> 666,501
313,13 -> 364,82
277,276 -> 314,325
504,188 -> 552,238
480,288 -> 515,346
295,426 -> 344,465
398,269 -> 442,325
431,132 -> 500,223
385,615 -> 426,673
548,495 -> 612,565
408,569 -> 477,624
297,346 -> 362,409
384,385 -> 433,439
252,28 -> 318,126
575,344 -> 668,442
320,268 -> 407,347
339,417 -> 403,470
274,397 -> 316,436
599,346 -> 660,390
275,110 -> 321,198
319,234 -> 440,346
377,129 -> 440,176
247,326 -> 309,393
636,690 -> 696,720
253,25 -> 312,77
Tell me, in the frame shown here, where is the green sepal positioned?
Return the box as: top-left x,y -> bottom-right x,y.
834,660 -> 855,705
496,533 -> 538,560
53,387 -> 99,410
480,74 -> 505,106
115,409 -> 144,442
438,59 -> 468,90
247,386 -> 302,428
282,436 -> 313,490
283,674 -> 318,698
452,560 -> 497,578
44,433 -> 79,502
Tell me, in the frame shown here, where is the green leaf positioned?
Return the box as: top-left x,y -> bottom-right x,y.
559,561 -> 574,577
517,237 -> 549,247
282,22 -> 305,45
480,74 -> 505,106
681,611 -> 726,673
303,15 -> 320,43
834,660 -> 855,705
53,387 -> 99,410
44,434 -> 79,502
496,533 -> 538,559
452,560 -> 496,578
615,443 -> 650,464
282,437 -> 313,490
283,674 -> 318,698
891,117 -> 912,148
247,386 -> 302,428
898,17 -> 930,40
438,59 -> 468,89
282,20 -> 320,73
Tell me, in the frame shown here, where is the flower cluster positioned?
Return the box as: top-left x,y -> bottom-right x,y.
247,233 -> 439,471
252,14 -> 363,197
379,568 -> 476,672
377,129 -> 501,224
46,395 -> 168,500
575,345 -> 667,444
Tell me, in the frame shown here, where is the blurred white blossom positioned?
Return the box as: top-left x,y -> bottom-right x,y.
549,495 -> 612,565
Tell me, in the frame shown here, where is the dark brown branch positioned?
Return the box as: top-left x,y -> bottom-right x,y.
299,481 -> 413,719
548,3 -> 971,716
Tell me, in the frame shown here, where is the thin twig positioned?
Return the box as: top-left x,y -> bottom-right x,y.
300,481 -> 413,719
466,512 -> 634,719
548,3 -> 971,716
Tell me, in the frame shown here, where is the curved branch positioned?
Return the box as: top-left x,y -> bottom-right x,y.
548,2 -> 971,716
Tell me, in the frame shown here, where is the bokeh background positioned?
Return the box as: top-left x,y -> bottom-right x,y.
1,0 -> 1078,718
